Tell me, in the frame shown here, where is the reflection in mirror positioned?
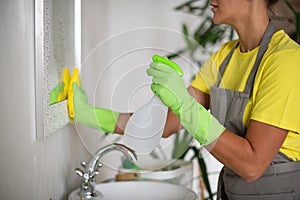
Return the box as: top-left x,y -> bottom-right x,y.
35,0 -> 81,140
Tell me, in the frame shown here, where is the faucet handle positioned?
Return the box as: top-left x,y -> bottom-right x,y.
81,161 -> 87,168
98,162 -> 103,168
95,161 -> 103,171
89,171 -> 99,179
75,168 -> 84,177
76,167 -> 99,179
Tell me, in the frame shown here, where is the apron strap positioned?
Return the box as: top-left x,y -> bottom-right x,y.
244,20 -> 276,93
216,42 -> 239,86
216,167 -> 227,200
216,20 -> 276,93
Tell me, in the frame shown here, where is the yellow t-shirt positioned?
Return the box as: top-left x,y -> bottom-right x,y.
190,30 -> 300,160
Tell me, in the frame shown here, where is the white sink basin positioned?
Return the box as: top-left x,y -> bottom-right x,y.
69,181 -> 199,200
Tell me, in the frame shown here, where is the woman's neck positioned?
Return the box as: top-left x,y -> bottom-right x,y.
233,16 -> 270,53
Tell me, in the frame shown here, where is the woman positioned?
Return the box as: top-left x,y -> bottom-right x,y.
71,0 -> 300,198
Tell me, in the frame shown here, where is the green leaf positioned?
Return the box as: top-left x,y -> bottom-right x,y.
175,0 -> 210,16
174,0 -> 199,11
182,24 -> 198,52
190,146 -> 214,200
166,49 -> 187,60
172,130 -> 193,159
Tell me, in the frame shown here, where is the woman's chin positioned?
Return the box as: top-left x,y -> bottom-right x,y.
211,16 -> 226,25
212,18 -> 221,25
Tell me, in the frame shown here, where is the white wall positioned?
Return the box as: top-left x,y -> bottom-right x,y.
81,0 -> 197,110
0,1 -> 89,199
0,0 -> 222,199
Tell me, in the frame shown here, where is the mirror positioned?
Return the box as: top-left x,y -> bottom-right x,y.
35,0 -> 81,140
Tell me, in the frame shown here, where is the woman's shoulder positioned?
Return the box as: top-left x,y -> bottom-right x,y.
218,39 -> 239,53
263,30 -> 300,67
269,30 -> 300,53
262,32 -> 300,77
212,39 -> 239,60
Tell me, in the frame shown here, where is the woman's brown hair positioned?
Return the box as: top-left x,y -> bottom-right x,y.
266,0 -> 279,9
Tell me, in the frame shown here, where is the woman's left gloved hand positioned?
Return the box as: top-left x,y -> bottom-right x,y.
71,83 -> 119,133
65,68 -> 119,133
147,55 -> 225,146
49,68 -> 70,105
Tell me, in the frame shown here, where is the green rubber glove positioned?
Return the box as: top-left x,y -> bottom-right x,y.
147,55 -> 225,145
72,83 -> 119,133
50,82 -> 65,105
49,68 -> 70,105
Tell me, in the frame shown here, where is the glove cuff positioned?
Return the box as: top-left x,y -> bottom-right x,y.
75,105 -> 119,133
94,107 -> 119,133
176,97 -> 225,146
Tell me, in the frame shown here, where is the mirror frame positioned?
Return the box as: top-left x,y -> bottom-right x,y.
35,0 -> 49,140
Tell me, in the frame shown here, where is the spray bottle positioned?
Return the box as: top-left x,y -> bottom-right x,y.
123,55 -> 183,153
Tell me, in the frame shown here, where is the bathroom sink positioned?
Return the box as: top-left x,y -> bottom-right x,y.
69,181 -> 199,200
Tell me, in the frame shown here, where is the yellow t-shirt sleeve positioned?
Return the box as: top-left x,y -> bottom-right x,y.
251,50 -> 300,133
190,55 -> 218,94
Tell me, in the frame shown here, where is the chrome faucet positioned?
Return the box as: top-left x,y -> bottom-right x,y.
74,143 -> 137,199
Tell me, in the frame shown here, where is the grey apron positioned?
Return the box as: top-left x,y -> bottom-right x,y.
210,21 -> 300,199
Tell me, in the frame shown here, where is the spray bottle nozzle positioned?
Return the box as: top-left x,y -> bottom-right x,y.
152,55 -> 184,77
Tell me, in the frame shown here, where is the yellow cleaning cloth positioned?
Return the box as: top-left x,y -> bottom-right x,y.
68,68 -> 81,123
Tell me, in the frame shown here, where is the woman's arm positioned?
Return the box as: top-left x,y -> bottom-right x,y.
208,120 -> 288,181
114,86 -> 210,137
188,86 -> 288,181
114,113 -> 131,134
113,109 -> 181,135
209,121 -> 288,181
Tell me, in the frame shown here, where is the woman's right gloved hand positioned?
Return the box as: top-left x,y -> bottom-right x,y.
71,83 -> 119,133
147,55 -> 225,146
